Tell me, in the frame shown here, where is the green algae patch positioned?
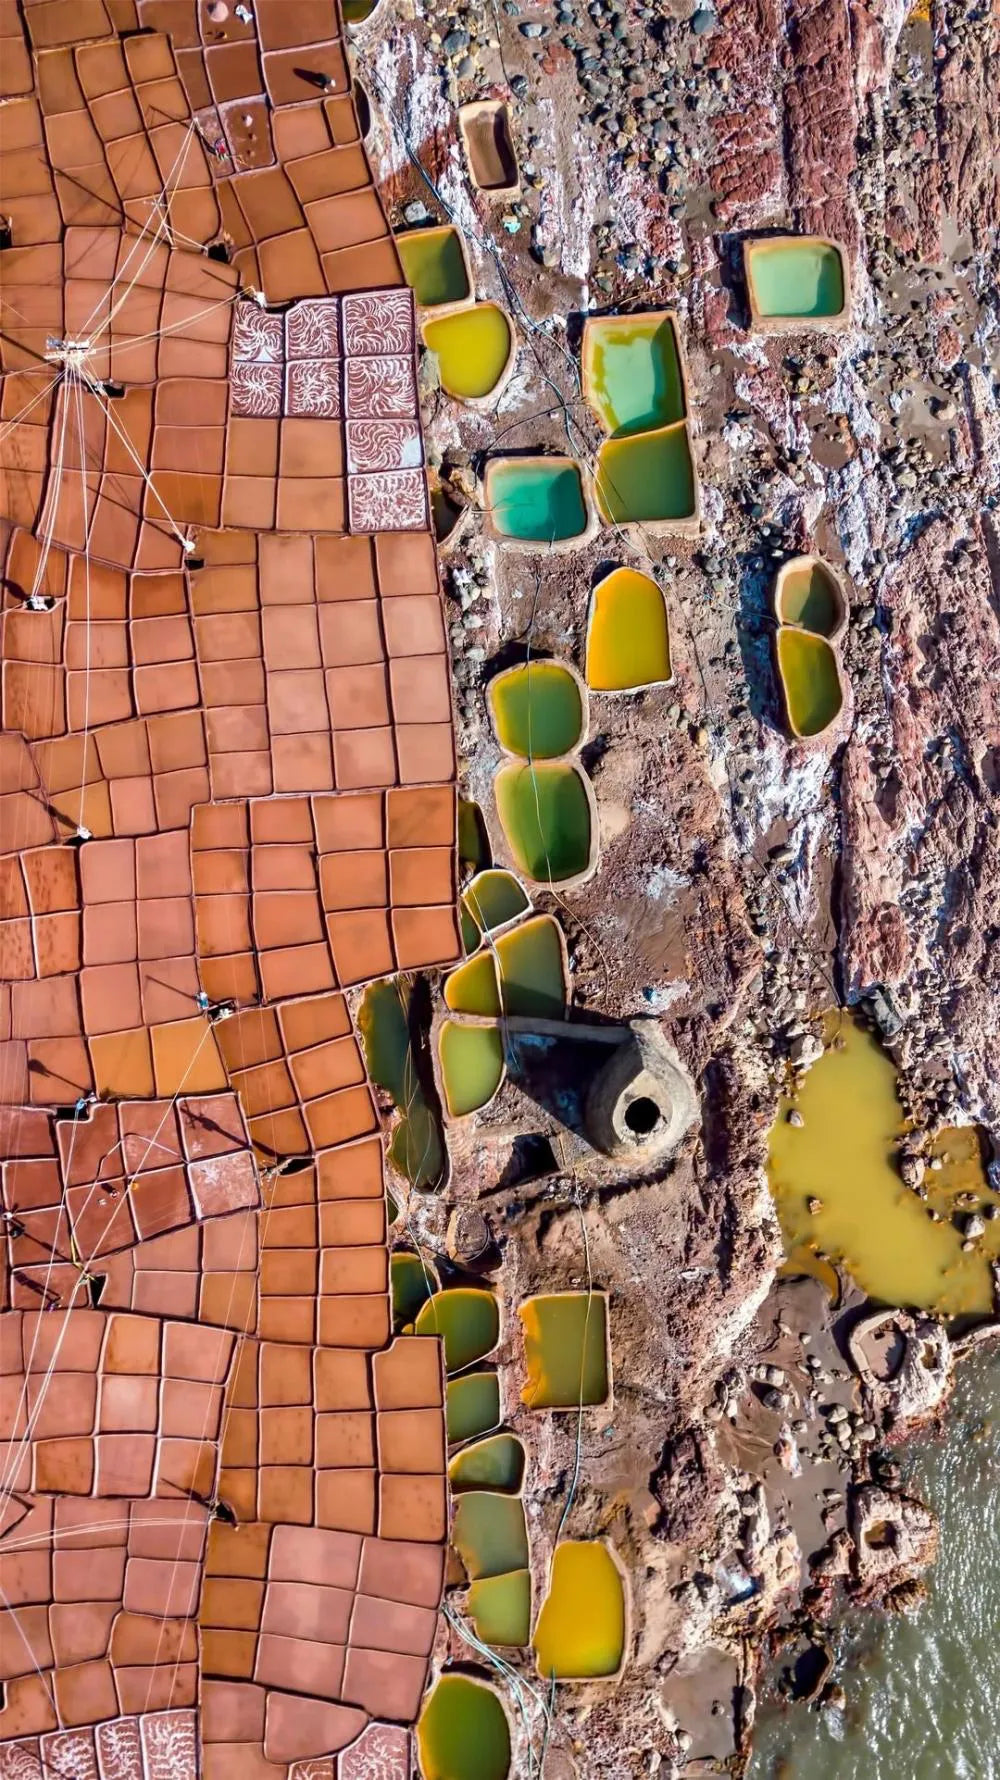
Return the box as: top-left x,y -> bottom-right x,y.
446,1370 -> 502,1445
494,760 -> 593,886
586,566 -> 671,692
594,422 -> 697,528
486,457 -> 590,545
423,303 -> 513,401
533,1541 -> 627,1680
466,1569 -> 531,1648
359,978 -> 445,1188
415,1287 -> 500,1372
448,1433 -> 526,1494
398,225 -> 471,309
488,660 -> 585,759
768,1013 -> 1000,1316
518,1291 -> 609,1409
437,1020 -> 505,1117
452,1491 -> 529,1580
417,1674 -> 511,1780
582,312 -> 687,436
776,628 -> 844,738
745,236 -> 847,323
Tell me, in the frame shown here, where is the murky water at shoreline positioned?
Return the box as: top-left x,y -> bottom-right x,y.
748,1346 -> 1000,1780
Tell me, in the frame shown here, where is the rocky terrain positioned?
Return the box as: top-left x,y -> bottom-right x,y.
349,0 -> 999,1771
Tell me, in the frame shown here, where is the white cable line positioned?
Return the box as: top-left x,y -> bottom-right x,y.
0,374 -> 61,448
79,369 -> 192,552
72,373 -> 94,833
76,123 -> 197,341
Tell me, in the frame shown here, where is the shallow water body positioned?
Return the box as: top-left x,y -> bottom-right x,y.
749,1345 -> 1000,1780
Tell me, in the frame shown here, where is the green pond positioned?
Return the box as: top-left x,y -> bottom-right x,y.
447,916 -> 567,1020
359,978 -> 445,1188
519,1291 -> 609,1409
595,423 -> 696,526
397,226 -> 471,308
391,1250 -> 439,1328
415,1287 -> 499,1372
533,1541 -> 626,1680
459,798 -> 492,871
776,629 -> 843,738
460,869 -> 530,951
467,1569 -> 532,1648
489,660 -> 584,759
747,238 -> 845,319
417,1673 -> 511,1780
748,1346 -> 1000,1780
446,1370 -> 501,1445
487,458 -> 589,544
423,304 -> 513,401
438,1019 -> 506,1115
451,1491 -> 529,1580
776,560 -> 844,637
494,761 -> 592,884
584,313 -> 686,436
448,1433 -> 525,1493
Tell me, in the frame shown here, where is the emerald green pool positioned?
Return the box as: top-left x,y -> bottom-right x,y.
494,761 -> 592,884
415,1287 -> 499,1373
391,1250 -> 439,1328
452,1491 -> 529,1580
467,1569 -> 531,1649
449,1433 -> 525,1494
747,238 -> 846,320
417,1674 -> 511,1780
397,226 -> 471,309
446,1370 -> 501,1444
489,660 -> 584,758
487,458 -> 589,544
595,423 -> 696,526
583,313 -> 686,436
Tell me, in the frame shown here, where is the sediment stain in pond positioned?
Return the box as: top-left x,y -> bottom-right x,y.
417,1673 -> 511,1780
533,1541 -> 626,1679
748,1346 -> 1000,1780
768,1014 -> 1000,1315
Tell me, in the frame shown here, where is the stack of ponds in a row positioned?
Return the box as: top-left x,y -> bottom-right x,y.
771,556 -> 848,740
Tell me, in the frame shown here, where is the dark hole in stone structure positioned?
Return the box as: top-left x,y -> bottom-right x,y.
88,1274 -> 106,1308
207,240 -> 231,263
624,1096 -> 661,1136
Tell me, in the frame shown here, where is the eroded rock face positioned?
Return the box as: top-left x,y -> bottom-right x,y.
850,1484 -> 939,1600
849,1310 -> 955,1429
841,518 -> 1000,1127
